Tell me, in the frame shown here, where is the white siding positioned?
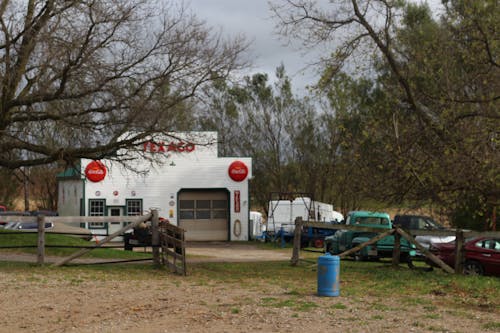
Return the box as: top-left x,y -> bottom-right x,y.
57,180 -> 83,216
77,132 -> 252,241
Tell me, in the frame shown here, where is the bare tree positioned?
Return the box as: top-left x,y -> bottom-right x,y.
270,1 -> 499,211
0,0 -> 249,169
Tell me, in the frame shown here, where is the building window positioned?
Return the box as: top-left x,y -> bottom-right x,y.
179,199 -> 227,220
180,200 -> 195,219
89,199 -> 106,228
126,199 -> 142,216
195,200 -> 211,219
212,209 -> 227,219
212,200 -> 227,219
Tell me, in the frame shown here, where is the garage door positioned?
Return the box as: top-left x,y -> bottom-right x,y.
178,190 -> 229,241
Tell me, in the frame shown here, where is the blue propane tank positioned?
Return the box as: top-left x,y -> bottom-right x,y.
317,253 -> 340,297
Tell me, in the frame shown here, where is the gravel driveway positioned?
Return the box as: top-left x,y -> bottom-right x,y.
0,241 -> 292,264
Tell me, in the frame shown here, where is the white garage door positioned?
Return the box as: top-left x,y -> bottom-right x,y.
178,190 -> 229,241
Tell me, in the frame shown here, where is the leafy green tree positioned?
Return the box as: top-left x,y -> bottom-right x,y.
235,66 -> 299,212
196,77 -> 245,156
199,66 -> 305,213
271,0 -> 499,226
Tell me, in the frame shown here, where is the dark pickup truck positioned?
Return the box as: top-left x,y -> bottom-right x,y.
393,214 -> 455,254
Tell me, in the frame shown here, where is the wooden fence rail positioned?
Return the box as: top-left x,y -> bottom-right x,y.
160,222 -> 186,275
54,213 -> 153,266
1,211 -> 186,274
291,217 -> 500,275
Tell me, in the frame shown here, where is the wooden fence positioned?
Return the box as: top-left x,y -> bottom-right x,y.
291,217 -> 500,275
160,221 -> 187,275
0,210 -> 186,274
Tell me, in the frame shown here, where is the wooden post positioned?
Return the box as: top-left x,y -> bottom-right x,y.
151,210 -> 160,266
454,229 -> 464,274
37,215 -> 45,265
291,217 -> 302,266
396,227 -> 455,274
392,231 -> 401,267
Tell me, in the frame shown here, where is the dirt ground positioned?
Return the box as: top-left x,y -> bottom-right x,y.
0,242 -> 498,333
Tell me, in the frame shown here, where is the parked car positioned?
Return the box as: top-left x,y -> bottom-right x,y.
393,214 -> 455,254
428,237 -> 500,276
1,220 -> 93,240
4,221 -> 54,230
30,210 -> 59,216
0,205 -> 6,212
0,211 -> 31,228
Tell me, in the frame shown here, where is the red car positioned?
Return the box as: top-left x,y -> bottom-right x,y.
428,237 -> 500,276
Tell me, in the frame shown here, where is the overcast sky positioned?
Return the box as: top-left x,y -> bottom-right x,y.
188,0 -> 443,94
189,0 -> 318,93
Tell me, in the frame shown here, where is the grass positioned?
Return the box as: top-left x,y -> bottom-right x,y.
1,236 -> 499,319
0,229 -> 151,259
482,322 -> 500,330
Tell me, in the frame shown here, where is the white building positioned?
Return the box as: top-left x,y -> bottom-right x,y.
57,132 -> 252,241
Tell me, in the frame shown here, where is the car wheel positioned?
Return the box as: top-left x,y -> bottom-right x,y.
464,260 -> 484,275
123,234 -> 133,251
405,255 -> 415,269
124,241 -> 133,251
314,239 -> 324,248
354,251 -> 366,261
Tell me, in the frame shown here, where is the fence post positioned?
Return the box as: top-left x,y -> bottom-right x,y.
291,217 -> 302,266
37,215 -> 45,265
454,229 -> 464,274
392,230 -> 401,267
151,209 -> 160,266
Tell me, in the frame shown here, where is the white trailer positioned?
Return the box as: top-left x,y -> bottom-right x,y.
266,197 -> 343,235
249,211 -> 266,240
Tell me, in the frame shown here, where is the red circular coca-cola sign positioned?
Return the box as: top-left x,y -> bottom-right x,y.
85,160 -> 107,182
228,161 -> 248,182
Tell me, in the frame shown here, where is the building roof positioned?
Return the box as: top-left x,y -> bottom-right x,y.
56,167 -> 81,180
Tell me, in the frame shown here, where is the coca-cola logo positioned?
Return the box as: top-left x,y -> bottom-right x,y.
85,161 -> 107,182
228,161 -> 248,182
87,169 -> 104,175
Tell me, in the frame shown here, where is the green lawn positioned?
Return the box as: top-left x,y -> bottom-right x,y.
0,229 -> 151,259
1,230 -> 499,317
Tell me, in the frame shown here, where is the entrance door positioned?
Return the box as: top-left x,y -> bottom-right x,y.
178,190 -> 229,241
107,207 -> 124,240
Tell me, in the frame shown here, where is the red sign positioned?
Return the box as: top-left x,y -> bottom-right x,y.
85,160 -> 107,182
143,141 -> 195,153
234,190 -> 240,213
228,161 -> 248,182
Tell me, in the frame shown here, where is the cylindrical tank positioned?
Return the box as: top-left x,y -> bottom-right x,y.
317,253 -> 340,297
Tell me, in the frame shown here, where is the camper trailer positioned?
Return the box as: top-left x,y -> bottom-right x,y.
266,197 -> 343,237
249,211 -> 266,240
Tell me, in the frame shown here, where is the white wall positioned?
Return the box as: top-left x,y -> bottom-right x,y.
79,132 -> 252,241
57,179 -> 83,216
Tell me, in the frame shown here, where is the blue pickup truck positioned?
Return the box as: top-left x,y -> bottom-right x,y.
324,211 -> 416,265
